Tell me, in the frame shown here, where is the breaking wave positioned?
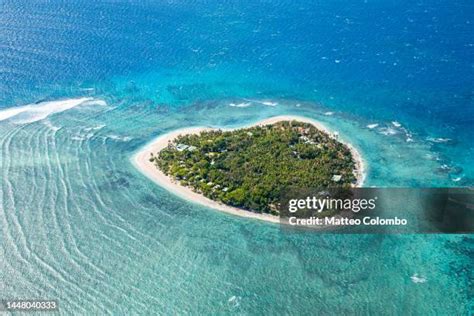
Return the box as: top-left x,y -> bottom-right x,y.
0,97 -> 106,124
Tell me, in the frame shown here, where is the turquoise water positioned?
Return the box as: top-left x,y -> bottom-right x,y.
1,1 -> 473,314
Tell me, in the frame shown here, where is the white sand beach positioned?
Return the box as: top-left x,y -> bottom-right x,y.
132,115 -> 366,223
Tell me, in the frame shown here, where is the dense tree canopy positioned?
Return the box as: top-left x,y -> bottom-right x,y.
153,121 -> 357,215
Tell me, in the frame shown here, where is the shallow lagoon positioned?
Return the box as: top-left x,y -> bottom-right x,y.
1,94 -> 472,313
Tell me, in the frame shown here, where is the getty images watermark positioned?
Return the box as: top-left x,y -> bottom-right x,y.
286,195 -> 408,227
279,188 -> 474,234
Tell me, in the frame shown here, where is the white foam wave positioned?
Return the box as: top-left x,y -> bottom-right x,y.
324,111 -> 334,116
367,123 -> 379,129
378,127 -> 398,136
82,99 -> 107,107
106,134 -> 133,142
410,274 -> 427,283
439,164 -> 450,171
0,107 -> 28,121
260,101 -> 277,107
227,295 -> 241,308
426,137 -> 452,143
229,102 -> 251,108
392,121 -> 402,128
246,99 -> 278,107
241,99 -> 278,107
0,97 -> 106,124
84,124 -> 106,132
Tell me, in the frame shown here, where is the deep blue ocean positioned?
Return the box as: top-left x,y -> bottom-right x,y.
1,1 -> 473,314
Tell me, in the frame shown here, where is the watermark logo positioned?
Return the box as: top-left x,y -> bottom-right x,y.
288,196 -> 377,213
278,187 -> 474,234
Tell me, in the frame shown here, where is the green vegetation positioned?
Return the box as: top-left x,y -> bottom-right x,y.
152,121 -> 357,215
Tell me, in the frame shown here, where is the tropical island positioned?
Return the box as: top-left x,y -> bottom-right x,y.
133,116 -> 365,222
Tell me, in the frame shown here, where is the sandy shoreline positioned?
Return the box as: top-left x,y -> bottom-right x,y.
131,115 -> 366,223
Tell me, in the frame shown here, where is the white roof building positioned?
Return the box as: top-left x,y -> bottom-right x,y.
176,143 -> 189,151
331,175 -> 342,182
